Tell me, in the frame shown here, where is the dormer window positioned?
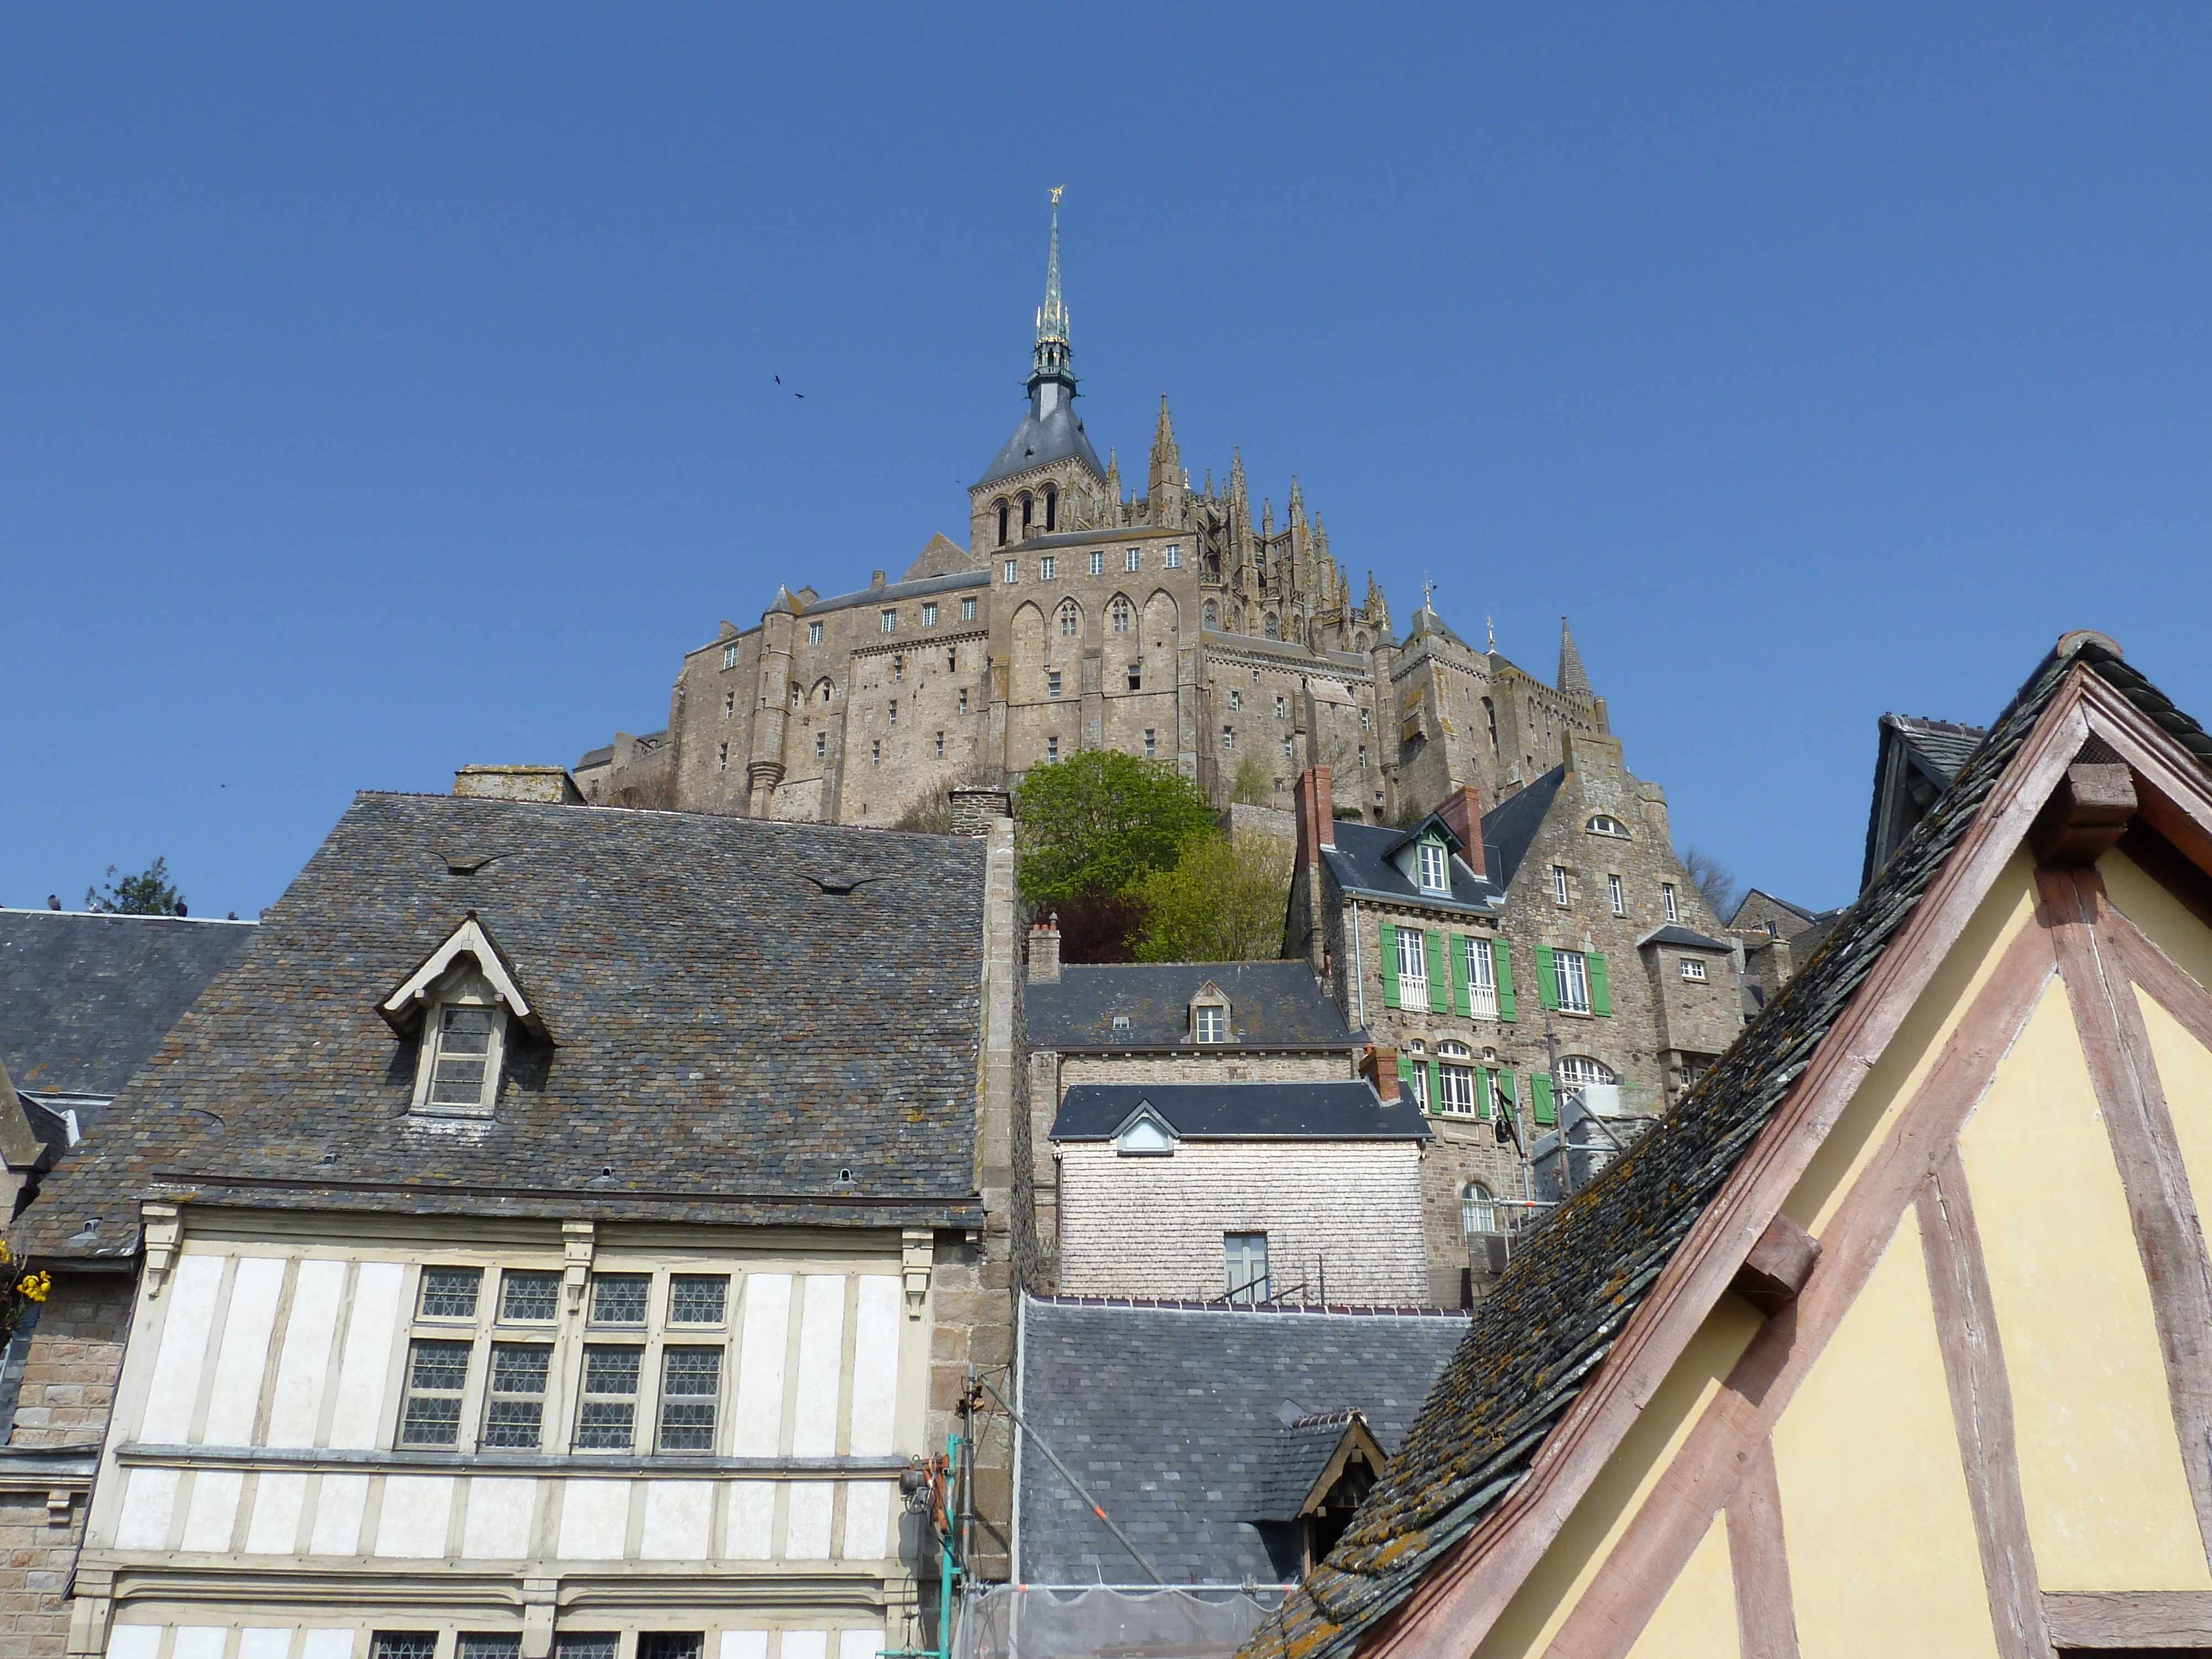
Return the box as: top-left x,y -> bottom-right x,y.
1418,842 -> 1449,893
426,999 -> 502,1109
1115,1105 -> 1177,1157
1587,814 -> 1627,837
381,912 -> 551,1121
1190,981 -> 1232,1043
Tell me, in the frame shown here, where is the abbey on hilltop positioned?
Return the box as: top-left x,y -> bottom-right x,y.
576,205 -> 1607,828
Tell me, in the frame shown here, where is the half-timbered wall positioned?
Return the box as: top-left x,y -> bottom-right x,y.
79,1220 -> 935,1659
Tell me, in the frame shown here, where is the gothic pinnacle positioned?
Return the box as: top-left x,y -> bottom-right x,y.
1558,617 -> 1593,700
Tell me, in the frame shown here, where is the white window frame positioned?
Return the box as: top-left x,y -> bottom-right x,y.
1396,927 -> 1429,1002
1462,1182 -> 1499,1237
716,743 -> 728,773
808,621 -> 823,644
1194,1004 -> 1228,1043
1041,556 -> 1057,581
723,644 -> 740,669
1608,874 -> 1625,916
1058,601 -> 1080,638
1418,842 -> 1449,893
1089,550 -> 1105,576
1047,736 -> 1060,761
1663,883 -> 1679,922
1003,561 -> 1018,584
1437,1043 -> 1476,1115
1125,547 -> 1141,573
1111,597 -> 1133,633
1224,1233 -> 1269,1304
1144,729 -> 1156,759
411,970 -> 509,1118
962,597 -> 978,621
880,609 -> 896,634
1465,936 -> 1497,1018
1555,948 -> 1592,1014
815,732 -> 826,759
1681,957 -> 1708,981
922,603 -> 938,627
1047,670 -> 1063,699
1164,545 -> 1181,568
1551,865 -> 1571,906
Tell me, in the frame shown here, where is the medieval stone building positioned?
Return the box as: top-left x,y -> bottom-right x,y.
575,207 -> 1606,830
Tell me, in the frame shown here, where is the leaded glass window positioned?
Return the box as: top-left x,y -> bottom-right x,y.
576,1345 -> 640,1450
399,1340 -> 471,1447
657,1347 -> 722,1451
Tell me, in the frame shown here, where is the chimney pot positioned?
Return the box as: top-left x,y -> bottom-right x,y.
1360,1044 -> 1401,1103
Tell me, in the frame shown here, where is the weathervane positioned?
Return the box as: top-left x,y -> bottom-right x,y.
1487,615 -> 1496,651
1422,571 -> 1434,612
1051,184 -> 1065,206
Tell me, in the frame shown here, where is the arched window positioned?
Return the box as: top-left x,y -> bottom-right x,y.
1265,613 -> 1281,641
815,679 -> 834,704
1587,814 -> 1626,837
1483,697 -> 1498,752
1110,597 -> 1133,633
995,500 -> 1009,547
1044,486 -> 1058,533
1557,1056 -> 1615,1086
1437,1040 -> 1477,1116
1462,1181 -> 1499,1237
1020,494 -> 1034,536
1057,599 -> 1082,638
1354,633 -> 1368,654
1204,599 -> 1219,629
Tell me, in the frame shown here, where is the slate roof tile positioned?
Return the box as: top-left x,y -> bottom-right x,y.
1050,1081 -> 1427,1142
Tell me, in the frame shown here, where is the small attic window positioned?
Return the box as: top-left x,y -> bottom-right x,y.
1190,982 -> 1232,1044
1111,1015 -> 1132,1031
1587,815 -> 1627,837
1116,1111 -> 1177,1157
1417,842 -> 1449,893
414,968 -> 507,1117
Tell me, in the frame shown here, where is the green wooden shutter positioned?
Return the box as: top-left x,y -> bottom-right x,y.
1532,1072 -> 1556,1126
1380,921 -> 1399,1009
1494,939 -> 1516,1022
1448,933 -> 1470,1016
1427,1061 -> 1443,1115
1426,930 -> 1449,1013
1478,1067 -> 1494,1119
1535,944 -> 1558,1010
1499,1071 -> 1517,1123
1397,1055 -> 1416,1100
1589,952 -> 1612,1016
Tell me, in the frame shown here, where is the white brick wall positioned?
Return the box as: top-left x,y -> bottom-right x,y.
1056,1141 -> 1426,1304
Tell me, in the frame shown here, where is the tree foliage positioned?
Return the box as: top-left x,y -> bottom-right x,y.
1677,845 -> 1741,922
1131,833 -> 1293,962
1228,757 -> 1270,807
86,857 -> 184,915
1013,752 -> 1218,903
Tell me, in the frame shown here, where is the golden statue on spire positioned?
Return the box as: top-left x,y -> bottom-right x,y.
1051,184 -> 1066,206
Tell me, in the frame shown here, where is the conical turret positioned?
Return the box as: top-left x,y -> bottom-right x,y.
1558,617 -> 1593,699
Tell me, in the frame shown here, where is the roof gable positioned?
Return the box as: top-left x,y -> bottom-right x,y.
379,911 -> 550,1041
1244,632 -> 2212,1659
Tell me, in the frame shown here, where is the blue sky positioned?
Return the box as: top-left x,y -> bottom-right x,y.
8,6 -> 2211,919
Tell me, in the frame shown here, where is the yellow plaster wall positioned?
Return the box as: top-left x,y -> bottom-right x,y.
1957,978 -> 2211,1591
1770,1207 -> 1999,1659
1470,1298 -> 1763,1659
2102,849 -> 2212,996
2136,989 -> 2212,1272
1623,1512 -> 1739,1659
1783,852 -> 2041,1237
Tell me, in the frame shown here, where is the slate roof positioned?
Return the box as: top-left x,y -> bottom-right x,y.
0,911 -> 255,1102
793,567 -> 989,621
1018,1298 -> 1468,1585
1888,712 -> 1989,780
1637,924 -> 1730,951
1050,1081 -> 1427,1143
1242,632 -> 2177,1659
1322,823 -> 1501,917
1253,1413 -> 1370,1522
1479,765 -> 1567,892
975,394 -> 1108,489
1204,630 -> 1375,671
19,794 -> 990,1259
1027,962 -> 1360,1051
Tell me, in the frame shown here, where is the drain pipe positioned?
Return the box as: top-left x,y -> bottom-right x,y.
1350,899 -> 1367,1029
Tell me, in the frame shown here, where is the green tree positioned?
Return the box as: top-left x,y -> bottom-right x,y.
1228,756 -> 1270,806
86,857 -> 184,915
1131,832 -> 1293,962
1013,750 -> 1218,903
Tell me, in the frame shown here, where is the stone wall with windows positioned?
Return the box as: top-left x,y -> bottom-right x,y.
1054,1141 -> 1426,1305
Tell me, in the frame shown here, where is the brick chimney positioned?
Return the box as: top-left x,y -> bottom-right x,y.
1026,914 -> 1062,983
1293,766 -> 1336,867
1433,784 -> 1486,881
1360,1044 -> 1400,1103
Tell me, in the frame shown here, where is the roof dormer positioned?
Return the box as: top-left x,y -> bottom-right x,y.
1113,1102 -> 1178,1157
1189,980 -> 1234,1044
381,912 -> 550,1118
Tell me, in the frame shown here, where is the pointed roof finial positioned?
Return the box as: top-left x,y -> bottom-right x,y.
1486,615 -> 1496,652
1034,189 -> 1072,380
1558,616 -> 1593,698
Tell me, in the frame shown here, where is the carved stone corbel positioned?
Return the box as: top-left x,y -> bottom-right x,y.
140,1202 -> 183,1299
562,1220 -> 595,1314
520,1576 -> 559,1657
901,1228 -> 933,1319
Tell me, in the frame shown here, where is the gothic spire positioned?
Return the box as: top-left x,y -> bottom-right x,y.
1034,192 -> 1072,384
1558,617 -> 1593,699
1147,395 -> 1181,498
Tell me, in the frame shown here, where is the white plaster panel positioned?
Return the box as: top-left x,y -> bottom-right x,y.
787,1481 -> 834,1558
783,1632 -> 829,1659
181,1469 -> 243,1551
839,1480 -> 891,1561
267,1258 -> 347,1447
239,1631 -> 295,1659
558,1478 -> 631,1560
727,1480 -> 775,1559
204,1256 -> 288,1444
114,1467 -> 180,1550
732,1273 -> 792,1455
302,1631 -> 356,1659
173,1631 -> 229,1659
105,1628 -> 161,1659
641,1479 -> 713,1559
328,1260 -> 404,1450
721,1635 -> 769,1659
246,1471 -> 308,1554
839,1632 -> 886,1659
463,1477 -> 537,1558
309,1473 -> 368,1554
377,1474 -> 455,1558
792,1276 -> 847,1455
848,1277 -> 900,1455
139,1253 -> 225,1443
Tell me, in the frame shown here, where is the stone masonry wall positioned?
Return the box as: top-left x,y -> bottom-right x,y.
1056,1141 -> 1425,1305
0,1268 -> 134,1658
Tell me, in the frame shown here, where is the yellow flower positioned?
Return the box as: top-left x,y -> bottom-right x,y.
19,1271 -> 50,1305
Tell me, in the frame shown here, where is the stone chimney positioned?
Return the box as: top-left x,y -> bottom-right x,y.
455,766 -> 584,805
1292,765 -> 1336,865
1433,785 -> 1486,881
1027,915 -> 1062,983
1360,1044 -> 1400,1103
950,785 -> 1012,837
